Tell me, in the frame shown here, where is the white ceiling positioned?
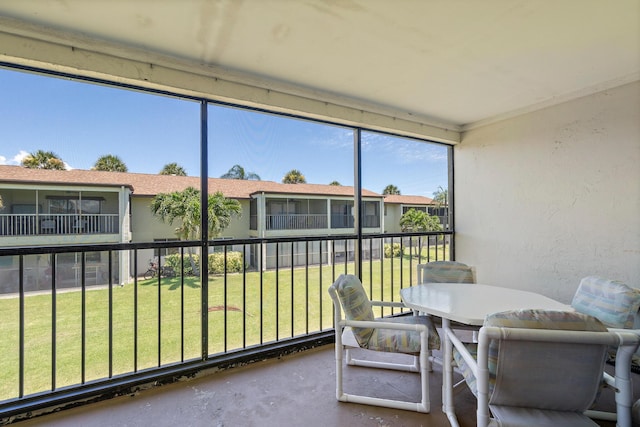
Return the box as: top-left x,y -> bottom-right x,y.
0,0 -> 638,129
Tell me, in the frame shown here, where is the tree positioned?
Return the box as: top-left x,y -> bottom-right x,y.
328,181 -> 341,186
399,208 -> 442,257
160,162 -> 187,176
93,154 -> 128,172
282,169 -> 306,184
220,164 -> 260,180
21,150 -> 65,170
431,186 -> 449,228
382,184 -> 400,195
432,186 -> 448,206
150,187 -> 241,273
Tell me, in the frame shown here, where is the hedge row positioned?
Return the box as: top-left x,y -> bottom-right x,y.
164,251 -> 245,275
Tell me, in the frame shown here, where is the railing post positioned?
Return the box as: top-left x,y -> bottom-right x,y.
199,99 -> 209,361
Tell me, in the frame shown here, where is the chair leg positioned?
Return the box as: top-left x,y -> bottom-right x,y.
413,309 -> 433,372
335,329 -> 430,413
419,332 -> 430,412
345,348 -> 421,372
335,331 -> 345,401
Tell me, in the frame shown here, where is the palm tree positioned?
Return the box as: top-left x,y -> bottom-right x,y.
220,164 -> 260,180
382,184 -> 400,195
160,162 -> 187,176
21,150 -> 65,170
400,208 -> 442,257
93,154 -> 128,172
432,186 -> 448,206
329,181 -> 341,186
282,169 -> 306,184
150,187 -> 241,272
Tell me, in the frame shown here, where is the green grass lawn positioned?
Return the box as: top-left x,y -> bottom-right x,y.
0,247 -> 447,400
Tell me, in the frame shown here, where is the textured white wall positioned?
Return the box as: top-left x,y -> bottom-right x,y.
455,81 -> 640,303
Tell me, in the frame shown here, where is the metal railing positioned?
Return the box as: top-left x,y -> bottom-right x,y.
265,214 -> 328,230
0,231 -> 451,421
0,214 -> 119,236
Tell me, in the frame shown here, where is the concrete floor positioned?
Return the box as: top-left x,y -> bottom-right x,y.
9,344 -> 629,427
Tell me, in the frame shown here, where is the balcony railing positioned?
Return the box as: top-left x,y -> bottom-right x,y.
0,231 -> 451,420
266,214 -> 328,230
0,214 -> 119,236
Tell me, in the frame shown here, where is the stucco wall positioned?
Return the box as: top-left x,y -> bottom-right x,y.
384,204 -> 401,233
455,81 -> 640,303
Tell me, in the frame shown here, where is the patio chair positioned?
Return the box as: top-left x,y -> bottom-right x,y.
416,261 -> 477,368
328,274 -> 439,413
416,261 -> 476,285
571,276 -> 640,374
452,309 -> 640,427
571,276 -> 640,331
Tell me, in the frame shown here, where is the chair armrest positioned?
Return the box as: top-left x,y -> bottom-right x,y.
370,300 -> 406,309
606,327 -> 639,334
339,318 -> 428,333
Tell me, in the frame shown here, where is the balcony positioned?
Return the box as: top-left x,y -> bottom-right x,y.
266,213 -> 328,230
0,214 -> 120,236
2,232 -> 626,425
263,213 -> 382,231
0,3 -> 637,425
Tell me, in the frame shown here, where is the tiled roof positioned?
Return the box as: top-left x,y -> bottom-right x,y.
383,194 -> 435,205
0,165 -> 381,199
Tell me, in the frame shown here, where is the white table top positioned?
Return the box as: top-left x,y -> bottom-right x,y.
400,283 -> 571,326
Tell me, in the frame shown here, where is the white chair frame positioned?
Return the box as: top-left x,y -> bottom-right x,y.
452,326 -> 640,427
329,286 -> 430,413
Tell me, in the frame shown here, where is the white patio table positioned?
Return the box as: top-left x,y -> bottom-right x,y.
400,282 -> 571,426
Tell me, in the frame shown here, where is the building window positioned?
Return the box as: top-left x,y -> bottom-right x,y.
153,238 -> 179,258
46,196 -> 103,214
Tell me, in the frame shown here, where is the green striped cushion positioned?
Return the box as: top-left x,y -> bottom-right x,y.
334,274 -> 440,353
333,274 -> 375,346
452,343 -> 479,393
420,261 -> 474,284
571,276 -> 640,329
486,308 -> 608,330
367,315 -> 441,353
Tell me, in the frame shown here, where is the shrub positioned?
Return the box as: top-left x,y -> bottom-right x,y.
208,251 -> 244,274
164,253 -> 199,276
164,251 -> 245,275
384,243 -> 402,258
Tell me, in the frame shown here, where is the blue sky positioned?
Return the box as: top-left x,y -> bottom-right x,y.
0,67 -> 448,198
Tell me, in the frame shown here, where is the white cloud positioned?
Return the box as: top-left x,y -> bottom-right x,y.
13,150 -> 30,164
0,150 -> 29,165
